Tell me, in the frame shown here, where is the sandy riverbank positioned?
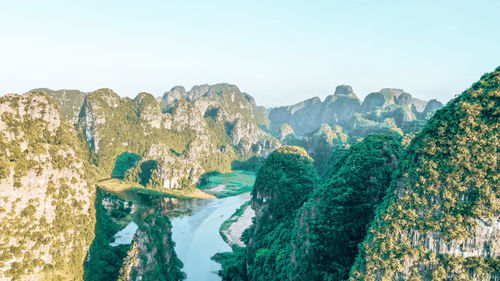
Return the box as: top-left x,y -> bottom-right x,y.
222,203 -> 255,247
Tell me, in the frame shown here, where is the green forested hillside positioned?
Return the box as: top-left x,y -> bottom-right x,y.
216,136 -> 402,281
350,67 -> 500,280
245,146 -> 319,281
289,134 -> 402,280
216,67 -> 499,281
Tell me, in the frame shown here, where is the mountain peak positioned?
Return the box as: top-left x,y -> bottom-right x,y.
334,85 -> 354,96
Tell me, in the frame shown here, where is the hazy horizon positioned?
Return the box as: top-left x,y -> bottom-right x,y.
21,83 -> 450,109
1,0 -> 499,107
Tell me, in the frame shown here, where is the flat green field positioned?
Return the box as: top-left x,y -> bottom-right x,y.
198,170 -> 256,198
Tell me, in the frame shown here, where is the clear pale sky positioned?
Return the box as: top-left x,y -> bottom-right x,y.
1,0 -> 499,107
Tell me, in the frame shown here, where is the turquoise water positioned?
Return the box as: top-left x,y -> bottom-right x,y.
199,170 -> 256,197
171,192 -> 251,281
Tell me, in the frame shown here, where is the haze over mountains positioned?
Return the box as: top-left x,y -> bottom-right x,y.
0,67 -> 498,281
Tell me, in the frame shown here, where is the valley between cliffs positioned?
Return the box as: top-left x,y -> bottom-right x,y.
1,71 -> 497,281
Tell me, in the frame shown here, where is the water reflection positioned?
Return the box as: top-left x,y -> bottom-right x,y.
170,193 -> 250,281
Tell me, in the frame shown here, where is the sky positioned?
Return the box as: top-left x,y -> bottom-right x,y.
0,0 -> 499,107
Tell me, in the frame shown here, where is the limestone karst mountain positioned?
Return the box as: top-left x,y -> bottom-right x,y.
215,136 -> 403,281
214,67 -> 499,281
288,134 -> 402,280
269,85 -> 362,136
1,69 -> 496,281
245,146 -> 319,281
0,92 -> 96,280
269,85 -> 444,140
78,84 -> 278,191
28,88 -> 87,124
350,67 -> 500,281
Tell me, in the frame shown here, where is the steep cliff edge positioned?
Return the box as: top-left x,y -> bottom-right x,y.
216,136 -> 402,281
0,92 -> 95,280
350,67 -> 500,280
118,211 -> 185,281
162,83 -> 276,156
29,88 -> 87,124
289,134 -> 402,280
244,146 -> 319,281
78,86 -> 278,192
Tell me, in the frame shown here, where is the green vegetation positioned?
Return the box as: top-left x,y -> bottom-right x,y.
84,189 -> 131,281
112,152 -> 141,179
138,160 -> 158,186
350,67 -> 500,280
0,92 -> 96,280
212,247 -> 248,281
289,134 -> 402,280
214,135 -> 404,281
244,146 -> 319,281
119,213 -> 186,281
215,69 -> 499,280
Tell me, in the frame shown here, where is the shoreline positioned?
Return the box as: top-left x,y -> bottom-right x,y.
219,199 -> 255,247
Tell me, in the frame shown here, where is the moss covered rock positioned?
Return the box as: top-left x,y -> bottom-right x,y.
350,67 -> 500,281
0,92 -> 96,280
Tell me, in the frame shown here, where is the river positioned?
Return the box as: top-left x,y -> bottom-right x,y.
171,192 -> 251,281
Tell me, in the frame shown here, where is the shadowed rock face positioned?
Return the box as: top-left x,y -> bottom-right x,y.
28,88 -> 87,124
288,134 -> 402,281
245,146 -> 319,281
334,85 -> 355,96
361,88 -> 426,112
396,92 -> 413,105
269,91 -> 361,136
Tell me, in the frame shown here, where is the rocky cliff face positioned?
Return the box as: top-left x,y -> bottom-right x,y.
277,123 -> 349,176
0,92 -> 95,280
29,88 -> 87,124
118,212 -> 185,281
288,134 -> 402,280
268,85 -> 443,140
163,83 -> 275,154
269,96 -> 325,136
78,85 -> 278,191
78,88 -> 229,189
350,67 -> 500,280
